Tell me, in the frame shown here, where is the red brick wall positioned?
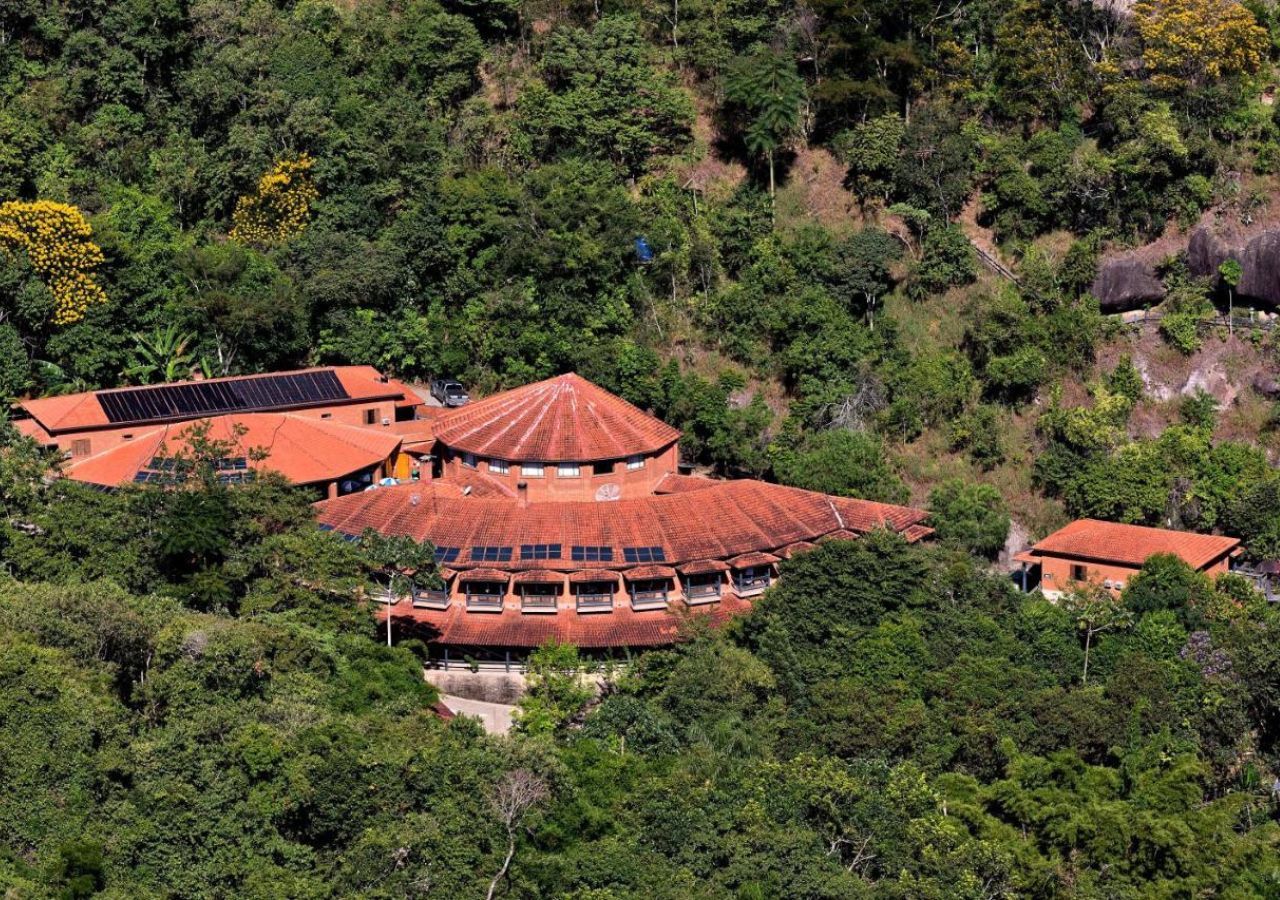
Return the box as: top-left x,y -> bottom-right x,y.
440,442 -> 680,502
1038,553 -> 1231,598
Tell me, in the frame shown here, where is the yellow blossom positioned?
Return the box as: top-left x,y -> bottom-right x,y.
229,154 -> 319,246
0,200 -> 109,325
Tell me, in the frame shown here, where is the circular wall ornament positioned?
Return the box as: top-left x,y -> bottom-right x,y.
595,483 -> 621,502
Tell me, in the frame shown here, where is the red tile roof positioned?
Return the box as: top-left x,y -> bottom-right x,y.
385,594 -> 754,649
568,570 -> 621,583
315,479 -> 930,571
1028,519 -> 1240,570
66,413 -> 401,488
653,473 -> 719,493
729,551 -> 780,568
678,559 -> 730,575
18,366 -> 417,434
623,564 -> 678,580
513,570 -> 566,584
432,373 -> 680,462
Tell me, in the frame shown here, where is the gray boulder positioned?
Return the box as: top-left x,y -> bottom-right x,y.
1090,257 -> 1165,311
1252,373 -> 1280,399
1187,226 -> 1280,310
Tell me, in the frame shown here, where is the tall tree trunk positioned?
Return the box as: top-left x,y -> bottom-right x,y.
487,829 -> 516,900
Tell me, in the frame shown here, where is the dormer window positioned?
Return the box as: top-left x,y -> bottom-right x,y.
557,463 -> 580,478
521,463 -> 544,478
463,452 -> 477,469
626,455 -> 644,470
490,459 -> 509,475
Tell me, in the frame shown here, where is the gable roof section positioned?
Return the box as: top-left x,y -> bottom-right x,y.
19,366 -> 417,434
432,373 -> 680,462
66,413 -> 401,487
1029,519 -> 1240,570
315,478 -> 930,569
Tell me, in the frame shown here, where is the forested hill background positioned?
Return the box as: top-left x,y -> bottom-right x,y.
7,0 -> 1280,548
3,0 -> 1280,896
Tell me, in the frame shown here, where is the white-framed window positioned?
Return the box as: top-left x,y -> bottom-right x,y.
521,463 -> 544,478
462,452 -> 477,469
626,455 -> 645,470
489,459 -> 509,475
557,463 -> 581,478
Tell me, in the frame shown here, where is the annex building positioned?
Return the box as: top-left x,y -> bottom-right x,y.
12,366 -> 431,497
315,373 -> 932,659
1014,518 -> 1241,599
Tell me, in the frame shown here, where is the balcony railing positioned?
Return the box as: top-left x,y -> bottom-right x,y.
575,592 -> 614,613
629,588 -> 669,611
733,573 -> 772,597
465,591 -> 504,612
683,581 -> 722,605
520,594 -> 558,613
412,588 -> 450,610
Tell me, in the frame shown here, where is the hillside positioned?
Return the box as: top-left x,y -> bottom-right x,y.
2,0 -> 1280,896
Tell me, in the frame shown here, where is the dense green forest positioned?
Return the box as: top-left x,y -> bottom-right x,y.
3,0 -> 1280,895
0,433 -> 1278,896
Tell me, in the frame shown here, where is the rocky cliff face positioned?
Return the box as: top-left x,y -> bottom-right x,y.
1091,225 -> 1280,311
1187,226 -> 1280,310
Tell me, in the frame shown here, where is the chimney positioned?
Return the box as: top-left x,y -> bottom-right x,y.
517,481 -> 529,508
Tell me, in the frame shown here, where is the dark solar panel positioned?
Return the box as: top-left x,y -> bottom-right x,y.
434,547 -> 461,563
623,546 -> 665,563
521,543 -> 562,560
471,546 -> 513,562
98,370 -> 350,424
571,545 -> 613,563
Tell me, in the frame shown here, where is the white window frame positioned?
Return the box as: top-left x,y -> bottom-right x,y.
489,459 -> 509,475
557,463 -> 581,478
521,463 -> 545,478
626,455 -> 645,470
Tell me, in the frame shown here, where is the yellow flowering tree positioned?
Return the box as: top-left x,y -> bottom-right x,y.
229,154 -> 319,246
0,200 -> 109,325
1134,0 -> 1269,92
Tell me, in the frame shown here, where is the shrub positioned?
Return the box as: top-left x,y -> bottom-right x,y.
927,479 -> 1011,558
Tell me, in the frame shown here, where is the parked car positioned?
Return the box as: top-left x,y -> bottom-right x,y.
430,379 -> 470,407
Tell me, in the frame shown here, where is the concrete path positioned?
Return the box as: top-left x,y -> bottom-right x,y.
438,693 -> 517,735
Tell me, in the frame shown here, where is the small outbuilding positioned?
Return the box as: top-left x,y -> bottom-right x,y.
1014,519 -> 1241,599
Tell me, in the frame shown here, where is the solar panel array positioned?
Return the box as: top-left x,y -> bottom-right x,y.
572,545 -> 613,562
521,543 -> 562,560
623,545 -> 666,563
471,546 -> 513,562
98,370 -> 350,425
434,546 -> 461,564
132,456 -> 253,486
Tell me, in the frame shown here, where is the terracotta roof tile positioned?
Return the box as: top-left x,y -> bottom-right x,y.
728,551 -> 780,568
512,570 -> 566,584
653,473 -> 719,493
457,568 -> 510,582
623,564 -> 678,580
677,559 -> 730,575
1029,519 -> 1239,570
568,570 -> 621,583
432,373 -> 680,462
66,413 -> 401,488
316,479 -> 929,569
